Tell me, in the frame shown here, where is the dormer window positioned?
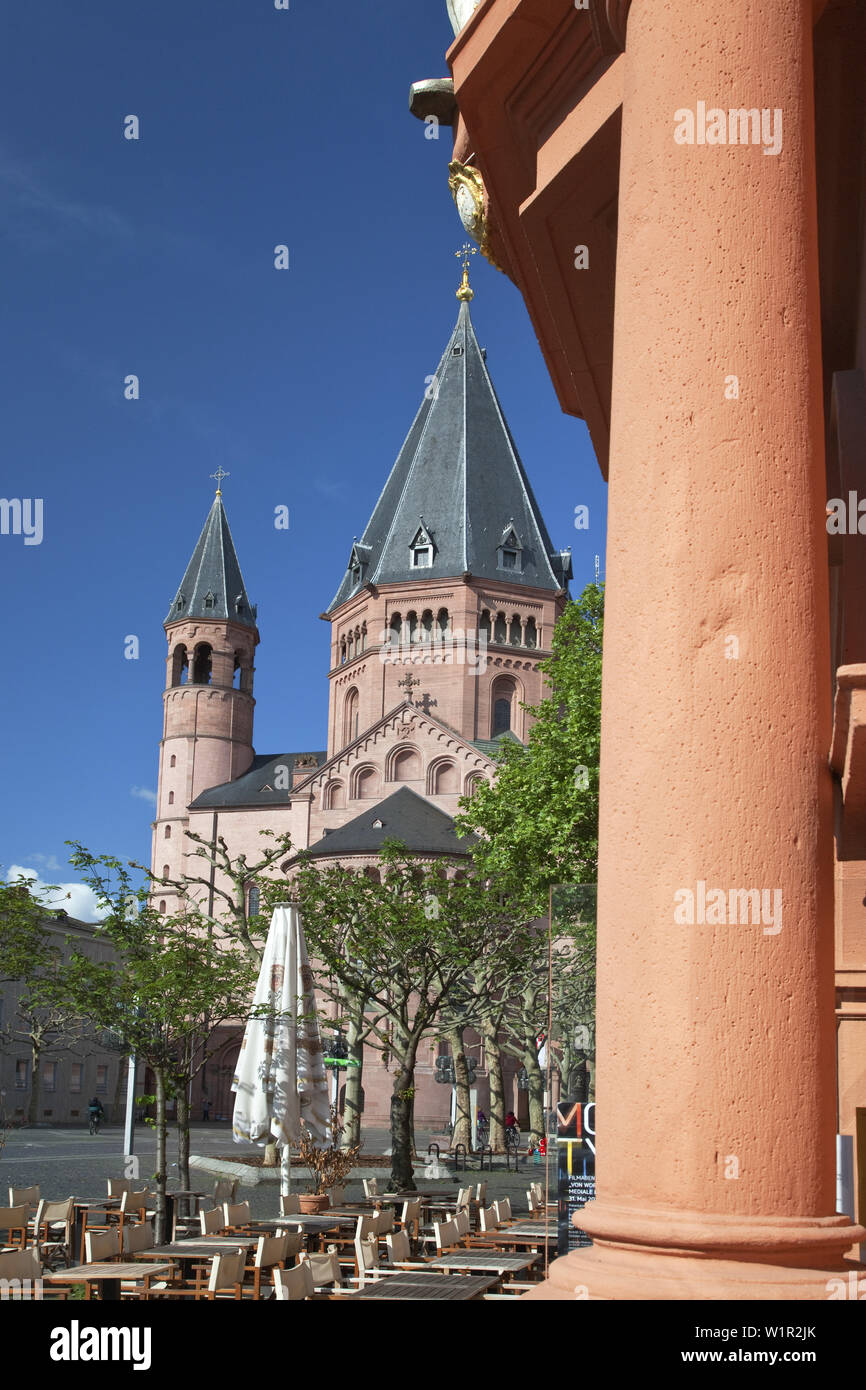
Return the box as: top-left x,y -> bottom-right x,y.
175,594 -> 185,612
410,522 -> 434,570
234,593 -> 245,614
204,591 -> 215,610
497,525 -> 523,574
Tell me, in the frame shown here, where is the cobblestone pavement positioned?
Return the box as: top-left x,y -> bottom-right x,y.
1,1123 -> 557,1220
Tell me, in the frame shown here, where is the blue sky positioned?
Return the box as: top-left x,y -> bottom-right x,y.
0,1 -> 607,918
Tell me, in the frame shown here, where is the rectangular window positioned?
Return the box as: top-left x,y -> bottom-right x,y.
501,549 -> 517,569
15,1059 -> 28,1090
412,549 -> 432,568
96,1064 -> 108,1094
43,1061 -> 56,1092
70,1063 -> 82,1093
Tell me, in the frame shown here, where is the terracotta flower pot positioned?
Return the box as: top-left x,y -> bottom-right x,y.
298,1192 -> 331,1214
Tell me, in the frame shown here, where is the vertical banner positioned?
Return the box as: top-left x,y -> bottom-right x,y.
557,1099 -> 596,1256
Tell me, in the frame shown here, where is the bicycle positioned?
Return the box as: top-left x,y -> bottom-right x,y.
88,1111 -> 102,1135
505,1124 -> 520,1151
475,1120 -> 490,1149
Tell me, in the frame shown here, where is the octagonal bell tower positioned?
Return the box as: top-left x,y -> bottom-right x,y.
151,479 -> 259,907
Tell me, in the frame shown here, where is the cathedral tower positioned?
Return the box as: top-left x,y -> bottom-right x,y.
151,479 -> 259,908
324,264 -> 572,762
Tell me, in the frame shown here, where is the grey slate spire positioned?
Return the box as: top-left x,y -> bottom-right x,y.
327,294 -> 571,612
165,493 -> 257,630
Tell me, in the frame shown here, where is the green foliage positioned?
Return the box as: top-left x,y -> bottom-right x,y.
62,846 -> 256,1093
456,585 -> 603,907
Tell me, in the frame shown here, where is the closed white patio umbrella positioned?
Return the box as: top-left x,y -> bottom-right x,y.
231,903 -> 330,1193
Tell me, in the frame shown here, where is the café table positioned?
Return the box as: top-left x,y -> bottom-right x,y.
342,1271 -> 499,1301
249,1214 -> 351,1250
427,1250 -> 539,1282
45,1262 -> 173,1302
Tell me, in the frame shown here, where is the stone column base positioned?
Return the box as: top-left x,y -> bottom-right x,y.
523,1203 -> 866,1300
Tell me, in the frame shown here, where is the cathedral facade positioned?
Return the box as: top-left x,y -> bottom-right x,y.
149,276 -> 572,1126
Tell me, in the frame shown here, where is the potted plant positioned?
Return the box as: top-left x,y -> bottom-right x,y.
296,1107 -> 360,1213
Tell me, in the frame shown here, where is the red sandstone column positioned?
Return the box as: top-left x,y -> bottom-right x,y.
529,0 -> 865,1298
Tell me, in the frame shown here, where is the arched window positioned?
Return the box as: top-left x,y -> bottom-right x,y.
192,643 -> 212,685
170,755 -> 176,768
162,864 -> 170,879
525,617 -> 537,648
340,639 -> 347,665
480,611 -> 491,642
437,609 -> 450,640
325,780 -> 346,810
171,644 -> 188,686
431,760 -> 459,794
346,631 -> 354,661
355,767 -> 379,800
406,611 -> 418,644
464,773 -> 484,799
343,688 -> 359,746
510,615 -> 522,646
421,610 -> 433,642
491,675 -> 519,736
389,614 -> 402,642
494,613 -> 507,644
159,900 -> 166,915
164,825 -> 171,839
168,791 -> 174,805
392,747 -> 422,782
248,885 -> 260,917
360,623 -> 367,653
233,654 -> 243,689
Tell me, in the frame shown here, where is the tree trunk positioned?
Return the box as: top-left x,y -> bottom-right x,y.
524,1047 -> 545,1143
389,1042 -> 419,1191
341,1014 -> 364,1150
447,1027 -> 472,1149
482,1018 -> 506,1151
154,1067 -> 168,1244
27,1041 -> 41,1126
176,1083 -> 191,1192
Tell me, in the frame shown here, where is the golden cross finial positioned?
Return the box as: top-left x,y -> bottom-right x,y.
455,242 -> 477,302
210,467 -> 230,497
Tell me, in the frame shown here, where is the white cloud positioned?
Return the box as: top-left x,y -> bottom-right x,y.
25,852 -> 62,872
130,786 -> 158,806
5,865 -> 109,924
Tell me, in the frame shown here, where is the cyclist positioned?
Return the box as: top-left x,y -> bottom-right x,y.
88,1097 -> 105,1134
505,1109 -> 520,1148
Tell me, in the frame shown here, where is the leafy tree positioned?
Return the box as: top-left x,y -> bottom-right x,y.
294,843 -> 530,1190
455,587 -> 602,1131
0,879 -> 91,1126
62,848 -> 255,1237
455,584 -> 603,904
133,828 -> 293,966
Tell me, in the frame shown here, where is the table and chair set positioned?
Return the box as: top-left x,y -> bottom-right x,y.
0,1176 -> 554,1302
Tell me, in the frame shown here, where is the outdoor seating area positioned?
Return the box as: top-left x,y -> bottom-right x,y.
1,1177 -> 553,1301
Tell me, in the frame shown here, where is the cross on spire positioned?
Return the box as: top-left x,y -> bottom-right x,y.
455,242 -> 477,302
210,467 -> 230,496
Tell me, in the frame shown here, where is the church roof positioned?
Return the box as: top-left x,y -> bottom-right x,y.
188,751 -> 328,810
166,494 -> 257,630
327,298 -> 572,612
303,787 -> 474,859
